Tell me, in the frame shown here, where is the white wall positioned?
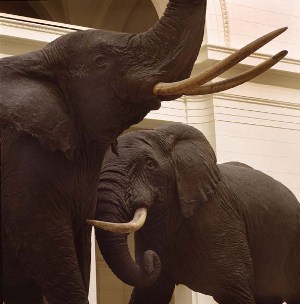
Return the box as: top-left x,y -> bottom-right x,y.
226,0 -> 300,59
214,84 -> 300,200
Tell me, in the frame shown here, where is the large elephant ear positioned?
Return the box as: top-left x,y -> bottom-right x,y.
0,52 -> 77,159
157,123 -> 221,218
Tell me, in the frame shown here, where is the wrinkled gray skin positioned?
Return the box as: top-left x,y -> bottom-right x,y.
1,1 -> 207,303
96,123 -> 300,304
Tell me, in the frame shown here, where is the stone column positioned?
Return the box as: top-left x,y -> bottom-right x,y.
89,228 -> 97,303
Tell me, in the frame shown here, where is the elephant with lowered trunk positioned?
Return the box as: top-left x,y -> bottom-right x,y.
1,0 -> 288,303
91,123 -> 300,304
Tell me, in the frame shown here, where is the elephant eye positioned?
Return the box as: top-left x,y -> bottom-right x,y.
94,55 -> 108,68
144,157 -> 156,170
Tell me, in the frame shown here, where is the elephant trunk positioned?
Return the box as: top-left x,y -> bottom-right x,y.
131,0 -> 287,98
94,201 -> 161,288
140,0 -> 207,84
122,0 -> 207,101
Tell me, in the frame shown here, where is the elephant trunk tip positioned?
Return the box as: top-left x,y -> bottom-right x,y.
137,250 -> 161,288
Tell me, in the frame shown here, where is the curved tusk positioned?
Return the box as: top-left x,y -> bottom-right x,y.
86,207 -> 147,234
153,27 -> 288,96
183,50 -> 287,95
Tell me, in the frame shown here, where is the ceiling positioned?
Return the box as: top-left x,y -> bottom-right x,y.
0,0 -> 159,33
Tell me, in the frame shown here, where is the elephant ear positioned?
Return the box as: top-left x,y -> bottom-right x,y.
157,123 -> 221,218
0,52 -> 77,159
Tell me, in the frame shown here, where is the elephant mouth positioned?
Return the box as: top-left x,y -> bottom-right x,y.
150,98 -> 161,110
86,207 -> 147,234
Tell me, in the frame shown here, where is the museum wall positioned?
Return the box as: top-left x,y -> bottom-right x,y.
1,1 -> 299,303
206,0 -> 300,201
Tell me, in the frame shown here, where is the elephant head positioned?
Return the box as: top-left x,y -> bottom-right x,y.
0,0 -> 287,160
88,123 -> 221,287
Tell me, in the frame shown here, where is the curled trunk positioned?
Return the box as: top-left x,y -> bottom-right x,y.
95,213 -> 160,288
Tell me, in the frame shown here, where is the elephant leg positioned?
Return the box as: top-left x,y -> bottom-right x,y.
5,221 -> 89,304
2,132 -> 89,303
214,264 -> 256,304
30,227 -> 89,304
129,274 -> 175,304
204,216 -> 256,304
3,230 -> 43,304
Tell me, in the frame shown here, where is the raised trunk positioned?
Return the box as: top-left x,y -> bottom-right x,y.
141,0 -> 207,84
124,0 -> 207,101
95,202 -> 160,288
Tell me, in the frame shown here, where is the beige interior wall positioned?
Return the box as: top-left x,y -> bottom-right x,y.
0,0 -> 159,32
214,79 -> 300,200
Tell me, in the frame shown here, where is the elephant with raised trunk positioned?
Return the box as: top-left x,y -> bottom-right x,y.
91,123 -> 300,304
1,0 -> 288,303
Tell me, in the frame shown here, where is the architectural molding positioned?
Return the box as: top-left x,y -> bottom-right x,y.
0,13 -> 87,36
219,0 -> 230,47
206,44 -> 300,66
5,12 -> 298,67
185,95 -> 212,103
215,92 -> 300,110
0,35 -> 46,57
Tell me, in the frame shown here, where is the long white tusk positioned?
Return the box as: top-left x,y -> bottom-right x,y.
184,50 -> 288,95
153,27 -> 288,96
86,207 -> 147,234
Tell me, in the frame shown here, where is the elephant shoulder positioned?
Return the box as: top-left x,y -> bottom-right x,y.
218,162 -> 254,181
220,161 -> 253,170
217,162 -> 257,188
218,162 -> 298,205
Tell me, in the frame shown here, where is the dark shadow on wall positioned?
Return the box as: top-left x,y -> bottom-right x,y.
0,0 -> 159,33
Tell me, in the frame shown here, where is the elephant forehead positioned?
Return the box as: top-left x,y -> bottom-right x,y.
103,132 -> 162,164
120,133 -> 165,155
86,29 -> 130,48
118,131 -> 152,147
48,29 -> 129,55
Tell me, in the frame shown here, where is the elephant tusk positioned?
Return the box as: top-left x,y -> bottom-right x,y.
183,50 -> 288,95
153,27 -> 288,96
86,207 -> 147,234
